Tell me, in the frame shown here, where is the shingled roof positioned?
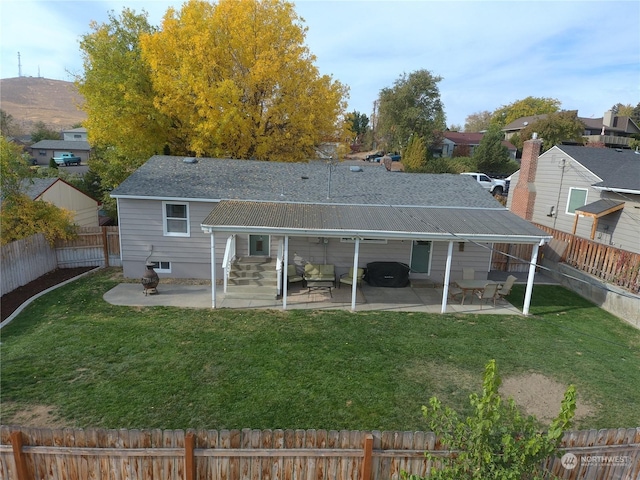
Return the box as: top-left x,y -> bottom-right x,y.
113,156 -> 551,243
111,156 -> 503,208
557,146 -> 640,192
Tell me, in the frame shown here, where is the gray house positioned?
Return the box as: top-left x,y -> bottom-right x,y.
111,157 -> 552,313
29,139 -> 91,165
508,141 -> 640,254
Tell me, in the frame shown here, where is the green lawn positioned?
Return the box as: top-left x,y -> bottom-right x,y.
1,268 -> 638,431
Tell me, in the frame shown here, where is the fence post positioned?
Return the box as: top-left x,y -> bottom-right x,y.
101,227 -> 110,268
10,431 -> 29,480
185,431 -> 195,480
361,433 -> 373,480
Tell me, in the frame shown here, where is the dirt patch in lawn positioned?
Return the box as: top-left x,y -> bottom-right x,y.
1,403 -> 67,428
501,373 -> 596,423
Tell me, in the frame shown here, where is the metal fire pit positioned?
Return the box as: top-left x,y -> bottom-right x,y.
142,262 -> 159,295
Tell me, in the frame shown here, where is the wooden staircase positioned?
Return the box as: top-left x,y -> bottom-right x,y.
225,257 -> 279,300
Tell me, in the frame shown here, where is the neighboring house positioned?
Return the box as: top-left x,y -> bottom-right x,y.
503,111 -> 640,149
440,132 -> 517,159
508,140 -> 640,254
21,177 -> 101,227
111,156 -> 552,313
29,140 -> 91,165
62,127 -> 88,142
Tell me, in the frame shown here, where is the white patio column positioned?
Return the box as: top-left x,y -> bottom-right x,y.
523,239 -> 543,315
283,235 -> 289,310
441,240 -> 454,314
351,238 -> 361,312
210,232 -> 216,308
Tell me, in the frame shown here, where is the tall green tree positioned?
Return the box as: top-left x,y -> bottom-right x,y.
473,124 -> 511,173
376,69 -> 446,152
77,8 -> 169,193
140,0 -> 348,161
30,121 -> 60,143
0,110 -> 22,138
347,110 -> 369,143
490,96 -> 561,128
463,110 -> 492,132
516,110 -> 585,152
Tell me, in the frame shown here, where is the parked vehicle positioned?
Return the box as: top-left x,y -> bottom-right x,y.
373,153 -> 401,162
364,151 -> 384,162
52,152 -> 81,166
460,172 -> 507,196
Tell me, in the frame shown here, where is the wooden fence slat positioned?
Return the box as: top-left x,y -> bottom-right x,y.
2,427 -> 639,480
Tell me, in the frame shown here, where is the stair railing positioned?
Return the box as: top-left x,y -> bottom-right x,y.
222,235 -> 236,293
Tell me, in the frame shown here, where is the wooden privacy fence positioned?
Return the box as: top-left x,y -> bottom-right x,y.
0,234 -> 57,296
1,227 -> 120,296
491,243 -> 535,273
54,226 -> 120,269
534,224 -> 640,294
1,426 -> 638,480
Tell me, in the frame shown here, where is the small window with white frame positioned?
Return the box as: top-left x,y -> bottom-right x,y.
566,188 -> 587,215
149,261 -> 171,273
163,202 -> 190,236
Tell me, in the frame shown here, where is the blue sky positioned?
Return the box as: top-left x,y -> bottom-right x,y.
1,0 -> 638,127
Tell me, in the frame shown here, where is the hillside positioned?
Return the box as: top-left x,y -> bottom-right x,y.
0,77 -> 87,131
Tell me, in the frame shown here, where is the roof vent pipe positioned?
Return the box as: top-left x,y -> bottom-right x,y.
532,132 -> 538,140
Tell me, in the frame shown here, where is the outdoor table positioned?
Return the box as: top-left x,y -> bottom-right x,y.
455,279 -> 500,305
306,280 -> 334,297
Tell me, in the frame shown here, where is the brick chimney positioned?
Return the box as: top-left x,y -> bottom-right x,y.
511,136 -> 543,220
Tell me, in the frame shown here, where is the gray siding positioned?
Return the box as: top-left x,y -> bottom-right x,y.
508,149 -> 640,254
119,199 -> 495,281
118,199 -> 217,279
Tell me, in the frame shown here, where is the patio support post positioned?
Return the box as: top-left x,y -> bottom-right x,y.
211,232 -> 216,308
441,240 -> 454,313
523,239 -> 543,315
283,235 -> 289,310
351,238 -> 360,312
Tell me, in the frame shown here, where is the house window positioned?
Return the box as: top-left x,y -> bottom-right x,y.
340,237 -> 388,244
163,202 -> 190,236
149,261 -> 171,273
39,150 -> 46,156
566,188 -> 587,215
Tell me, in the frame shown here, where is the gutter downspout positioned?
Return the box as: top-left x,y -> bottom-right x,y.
522,239 -> 543,315
441,241 -> 454,313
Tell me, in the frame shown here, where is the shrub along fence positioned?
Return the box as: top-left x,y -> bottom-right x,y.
0,227 -> 120,296
1,426 -> 638,480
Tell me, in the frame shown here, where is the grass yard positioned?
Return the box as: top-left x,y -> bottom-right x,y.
1,268 -> 639,431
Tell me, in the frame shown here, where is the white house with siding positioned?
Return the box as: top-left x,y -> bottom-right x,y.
111,157 -> 552,313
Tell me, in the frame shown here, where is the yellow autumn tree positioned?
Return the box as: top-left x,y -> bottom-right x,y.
140,0 -> 349,161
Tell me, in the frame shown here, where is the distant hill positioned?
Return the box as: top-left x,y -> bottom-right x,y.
0,77 -> 87,132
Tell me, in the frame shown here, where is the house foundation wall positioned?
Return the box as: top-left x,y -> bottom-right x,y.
542,259 -> 640,328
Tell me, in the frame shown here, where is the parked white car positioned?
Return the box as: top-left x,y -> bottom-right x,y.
460,172 -> 506,196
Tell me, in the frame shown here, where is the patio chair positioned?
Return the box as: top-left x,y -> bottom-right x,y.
475,283 -> 499,309
339,267 -> 365,288
443,277 -> 464,302
286,265 -> 304,286
463,268 -> 475,280
496,275 -> 517,302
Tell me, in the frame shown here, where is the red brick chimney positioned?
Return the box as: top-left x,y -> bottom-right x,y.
511,136 -> 543,220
